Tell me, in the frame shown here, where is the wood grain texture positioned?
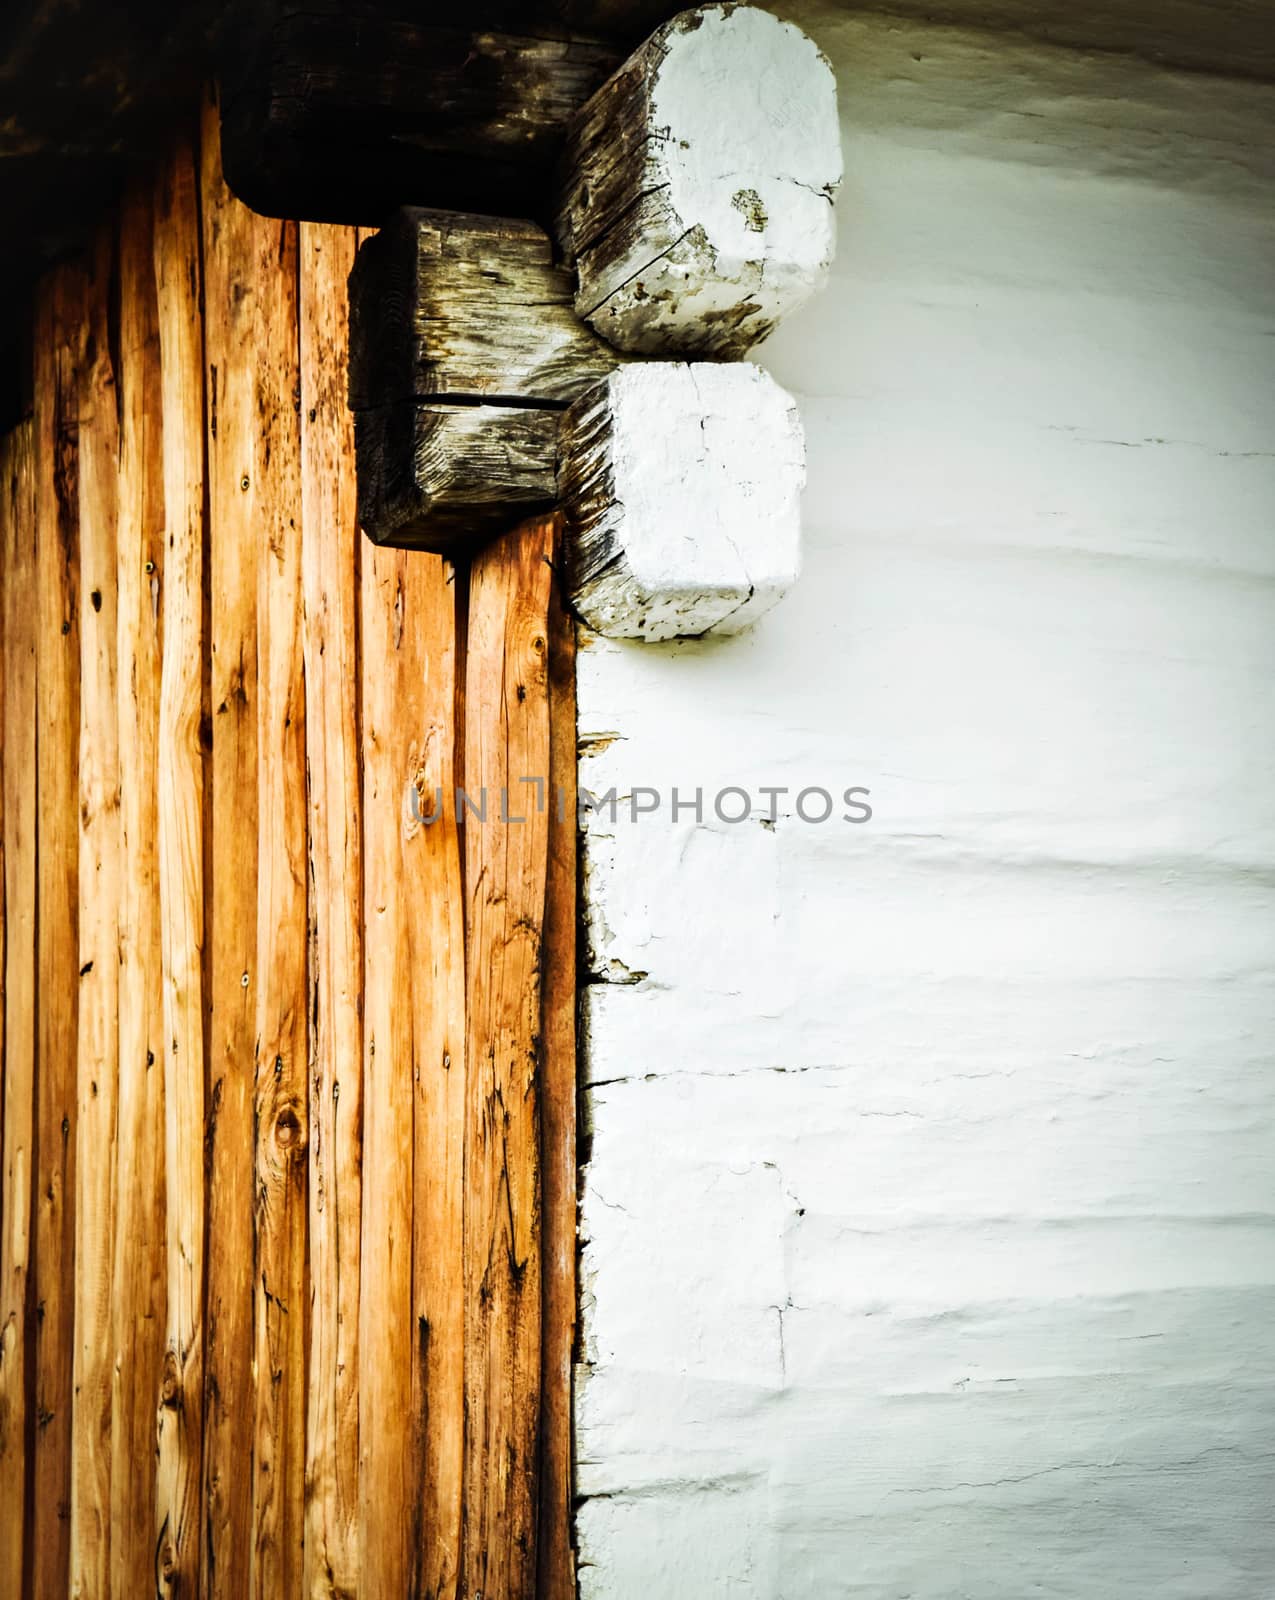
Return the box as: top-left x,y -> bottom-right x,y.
461,513 -> 556,1600
539,544 -> 578,1600
70,223 -> 122,1599
3,150 -> 580,1599
0,418 -> 36,1599
354,400 -> 562,554
0,430 -> 5,1567
356,536 -> 466,1599
33,260 -> 86,1600
406,560 -> 466,1600
111,176 -> 169,1600
299,219 -> 363,1600
152,131 -> 208,1599
349,208 -> 617,553
358,544 -> 422,1600
348,209 -> 615,410
199,93 -> 259,1598
251,206 -> 309,1597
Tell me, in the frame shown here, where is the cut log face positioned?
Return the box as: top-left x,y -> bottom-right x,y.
558,361 -> 804,640
557,3 -> 842,358
349,207 -> 620,552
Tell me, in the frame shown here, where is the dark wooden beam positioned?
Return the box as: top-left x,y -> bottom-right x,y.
217,3 -> 689,227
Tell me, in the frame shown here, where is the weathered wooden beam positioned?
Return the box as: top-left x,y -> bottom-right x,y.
349,207 -> 619,553
558,361 -> 804,639
556,2 -> 842,356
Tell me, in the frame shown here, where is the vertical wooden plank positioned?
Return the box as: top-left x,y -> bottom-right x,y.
539,544 -> 577,1600
358,544 -> 415,1600
357,545 -> 417,1600
33,260 -> 86,1600
112,177 -> 169,1600
461,513 -> 556,1600
299,220 -> 363,1600
198,91 -> 258,1598
408,563 -> 466,1600
0,418 -> 36,1600
0,430 -> 4,1317
359,540 -> 464,1599
251,210 -> 309,1597
152,132 -> 208,1598
70,225 -> 121,1598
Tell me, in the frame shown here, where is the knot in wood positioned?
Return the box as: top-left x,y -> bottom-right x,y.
159,1351 -> 183,1409
275,1107 -> 303,1149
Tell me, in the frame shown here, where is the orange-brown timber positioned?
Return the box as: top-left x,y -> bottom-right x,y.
251,203 -> 309,1596
0,419 -> 37,1597
299,220 -> 363,1600
70,223 -> 122,1597
33,261 -> 86,1600
407,555 -> 466,1600
199,91 -> 259,1596
2,123 -> 579,1600
359,540 -> 462,1600
153,132 -> 208,1598
540,539 -> 578,1600
461,513 -> 556,1599
111,176 -> 169,1600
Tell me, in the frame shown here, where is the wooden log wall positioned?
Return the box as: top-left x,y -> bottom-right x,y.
0,93 -> 577,1600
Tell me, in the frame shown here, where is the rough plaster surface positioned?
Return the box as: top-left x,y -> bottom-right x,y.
560,362 -> 804,641
575,8 -> 1275,1597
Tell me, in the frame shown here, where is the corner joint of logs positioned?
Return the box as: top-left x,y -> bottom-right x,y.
349,3 -> 842,640
348,207 -> 619,557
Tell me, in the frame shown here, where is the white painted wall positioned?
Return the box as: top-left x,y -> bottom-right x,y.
574,7 -> 1275,1597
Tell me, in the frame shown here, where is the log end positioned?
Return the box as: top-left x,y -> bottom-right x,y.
558,361 -> 804,640
560,3 -> 842,358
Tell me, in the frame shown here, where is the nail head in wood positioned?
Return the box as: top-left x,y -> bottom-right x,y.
558,361 -> 804,640
557,3 -> 842,359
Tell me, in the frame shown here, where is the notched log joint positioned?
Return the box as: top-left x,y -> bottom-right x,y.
348,207 -> 618,555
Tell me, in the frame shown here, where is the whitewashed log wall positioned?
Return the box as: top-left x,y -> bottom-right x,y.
575,3 -> 1275,1596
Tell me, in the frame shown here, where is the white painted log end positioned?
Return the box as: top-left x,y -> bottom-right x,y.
559,362 -> 804,641
558,4 -> 842,359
